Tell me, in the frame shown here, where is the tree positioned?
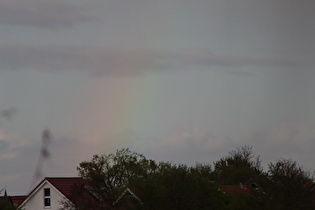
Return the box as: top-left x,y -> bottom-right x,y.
266,158 -> 314,209
76,148 -> 157,207
212,146 -> 271,210
74,149 -> 225,209
65,147 -> 315,209
0,190 -> 21,210
134,162 -> 225,210
0,202 -> 19,210
213,146 -> 263,185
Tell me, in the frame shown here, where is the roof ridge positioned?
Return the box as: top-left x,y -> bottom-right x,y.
45,177 -> 82,179
9,195 -> 28,197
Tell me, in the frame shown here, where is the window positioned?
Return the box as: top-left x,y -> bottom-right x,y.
44,188 -> 51,208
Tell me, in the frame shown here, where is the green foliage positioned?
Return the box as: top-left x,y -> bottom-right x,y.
75,149 -> 226,209
66,146 -> 315,210
0,202 -> 18,210
266,158 -> 314,209
77,148 -> 157,203
0,189 -> 21,210
136,163 -> 222,210
0,198 -> 21,210
213,146 -> 263,185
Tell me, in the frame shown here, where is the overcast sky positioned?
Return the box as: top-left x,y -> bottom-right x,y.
1,0 -> 315,195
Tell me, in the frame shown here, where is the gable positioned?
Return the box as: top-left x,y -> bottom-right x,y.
113,187 -> 143,207
20,180 -> 66,210
19,177 -> 100,210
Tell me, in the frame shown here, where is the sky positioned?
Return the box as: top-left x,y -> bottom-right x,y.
0,0 -> 315,195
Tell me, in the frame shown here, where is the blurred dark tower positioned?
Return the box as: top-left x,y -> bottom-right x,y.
30,129 -> 52,189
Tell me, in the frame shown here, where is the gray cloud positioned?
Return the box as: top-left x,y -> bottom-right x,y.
0,0 -> 95,28
135,122 -> 315,169
2,122 -> 315,194
0,44 -> 306,76
0,108 -> 17,121
239,122 -> 315,169
0,133 -> 81,194
0,127 -> 30,160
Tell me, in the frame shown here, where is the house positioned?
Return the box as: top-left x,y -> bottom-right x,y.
219,175 -> 264,195
17,177 -> 99,210
113,187 -> 143,208
2,177 -> 144,210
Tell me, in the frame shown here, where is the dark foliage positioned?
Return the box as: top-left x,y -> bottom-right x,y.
62,146 -> 315,210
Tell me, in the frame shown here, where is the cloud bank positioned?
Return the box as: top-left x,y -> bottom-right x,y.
0,45 -> 306,76
0,0 -> 95,28
123,122 -> 315,168
2,121 -> 315,194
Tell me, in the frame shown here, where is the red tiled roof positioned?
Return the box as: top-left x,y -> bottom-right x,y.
45,177 -> 86,198
303,183 -> 315,188
219,185 -> 250,194
21,177 -> 94,205
219,185 -> 241,194
45,177 -> 104,209
10,195 -> 27,206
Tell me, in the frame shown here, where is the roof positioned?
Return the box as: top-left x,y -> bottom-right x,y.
302,183 -> 315,199
19,177 -> 96,208
303,183 -> 315,188
24,177 -> 85,200
3,177 -> 109,210
45,177 -> 86,199
10,195 -> 27,206
219,185 -> 250,194
113,187 -> 143,206
46,177 -> 103,209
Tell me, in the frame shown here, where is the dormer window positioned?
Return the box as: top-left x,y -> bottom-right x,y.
44,188 -> 51,208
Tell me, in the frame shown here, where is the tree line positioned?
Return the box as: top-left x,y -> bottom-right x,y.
2,146 -> 313,209
65,146 -> 314,210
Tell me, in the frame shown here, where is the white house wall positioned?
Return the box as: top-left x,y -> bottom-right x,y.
21,182 -> 66,210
